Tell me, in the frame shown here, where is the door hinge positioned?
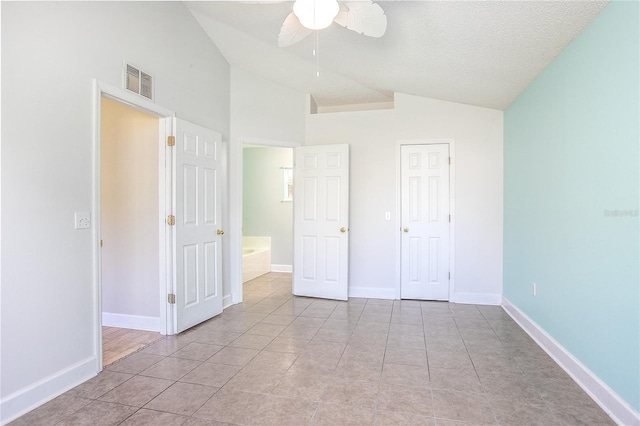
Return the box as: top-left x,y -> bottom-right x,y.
449,214 -> 451,222
168,294 -> 176,304
167,215 -> 175,226
449,157 -> 451,165
449,272 -> 451,280
100,240 -> 103,248
167,135 -> 176,147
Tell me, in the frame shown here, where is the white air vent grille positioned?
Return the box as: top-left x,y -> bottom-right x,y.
124,62 -> 153,100
140,72 -> 153,99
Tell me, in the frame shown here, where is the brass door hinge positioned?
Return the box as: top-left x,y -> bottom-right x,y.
167,135 -> 176,147
168,294 -> 176,304
449,157 -> 451,165
167,215 -> 175,226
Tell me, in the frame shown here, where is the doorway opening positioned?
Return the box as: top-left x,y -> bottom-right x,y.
242,145 -> 294,298
99,97 -> 163,366
233,142 -> 351,302
93,80 -> 175,370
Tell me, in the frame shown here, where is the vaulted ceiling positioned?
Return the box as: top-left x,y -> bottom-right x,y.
185,1 -> 608,110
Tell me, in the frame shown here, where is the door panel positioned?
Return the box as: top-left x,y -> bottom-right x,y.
401,144 -> 450,300
204,242 -> 218,298
204,169 -> 217,224
174,118 -> 223,333
293,144 -> 349,301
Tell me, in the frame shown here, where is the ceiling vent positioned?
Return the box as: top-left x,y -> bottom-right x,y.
124,62 -> 153,100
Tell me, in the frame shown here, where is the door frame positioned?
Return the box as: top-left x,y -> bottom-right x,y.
228,137 -> 301,305
395,139 -> 456,300
92,80 -> 175,371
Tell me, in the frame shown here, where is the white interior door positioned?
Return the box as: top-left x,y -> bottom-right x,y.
400,144 -> 450,300
293,144 -> 349,301
173,118 -> 223,333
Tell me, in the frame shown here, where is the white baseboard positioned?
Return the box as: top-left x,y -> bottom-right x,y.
271,264 -> 292,273
452,292 -> 502,305
502,297 -> 639,426
223,294 -> 233,309
0,356 -> 97,425
102,312 -> 160,332
349,287 -> 396,300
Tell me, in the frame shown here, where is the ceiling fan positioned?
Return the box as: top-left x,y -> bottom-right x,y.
278,0 -> 387,47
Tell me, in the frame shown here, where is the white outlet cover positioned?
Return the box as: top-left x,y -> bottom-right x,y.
75,211 -> 91,229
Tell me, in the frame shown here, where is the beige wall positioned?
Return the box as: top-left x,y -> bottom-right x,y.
100,98 -> 159,322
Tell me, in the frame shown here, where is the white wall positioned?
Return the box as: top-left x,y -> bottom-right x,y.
306,93 -> 504,302
0,2 -> 230,423
243,147 -> 294,267
101,97 -> 160,327
228,67 -> 307,302
230,67 -> 307,144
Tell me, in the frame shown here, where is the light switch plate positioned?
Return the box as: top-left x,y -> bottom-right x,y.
385,212 -> 391,221
75,211 -> 91,229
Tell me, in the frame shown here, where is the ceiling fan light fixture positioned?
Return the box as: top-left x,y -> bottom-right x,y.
293,0 -> 339,30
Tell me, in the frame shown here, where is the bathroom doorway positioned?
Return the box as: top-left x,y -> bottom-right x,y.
242,145 -> 294,292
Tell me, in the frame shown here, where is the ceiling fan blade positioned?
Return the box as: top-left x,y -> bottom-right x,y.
278,12 -> 314,47
334,1 -> 387,38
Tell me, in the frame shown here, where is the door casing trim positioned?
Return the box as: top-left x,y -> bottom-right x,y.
92,80 -> 175,371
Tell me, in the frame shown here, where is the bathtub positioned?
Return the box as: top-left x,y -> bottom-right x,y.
242,236 -> 271,283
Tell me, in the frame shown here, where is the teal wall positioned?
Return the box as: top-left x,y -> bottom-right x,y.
504,1 -> 639,412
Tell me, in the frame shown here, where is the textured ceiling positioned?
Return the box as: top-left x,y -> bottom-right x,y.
185,1 -> 608,110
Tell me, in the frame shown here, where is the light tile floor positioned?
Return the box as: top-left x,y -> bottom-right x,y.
10,273 -> 615,425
